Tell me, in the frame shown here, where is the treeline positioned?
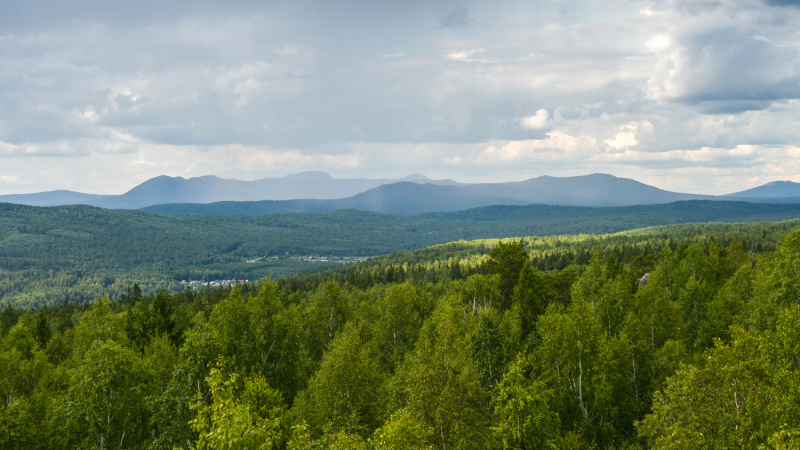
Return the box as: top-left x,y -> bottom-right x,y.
4,201 -> 800,308
1,223 -> 800,448
278,220 -> 795,293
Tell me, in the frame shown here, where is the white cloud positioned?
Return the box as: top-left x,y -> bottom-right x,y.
478,131 -> 597,163
442,155 -> 464,165
645,35 -> 671,53
603,121 -> 649,151
594,145 -> 765,165
79,108 -> 100,122
520,110 -> 550,130
639,8 -> 663,17
232,79 -> 262,106
0,175 -> 21,184
447,48 -> 486,61
0,140 -> 86,158
274,44 -> 316,57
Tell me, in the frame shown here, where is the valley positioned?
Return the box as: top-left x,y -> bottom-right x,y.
4,199 -> 800,308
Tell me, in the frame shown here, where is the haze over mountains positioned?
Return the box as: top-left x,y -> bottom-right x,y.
2,172 -> 800,215
0,172 -> 462,209
143,174 -> 800,216
726,181 -> 800,198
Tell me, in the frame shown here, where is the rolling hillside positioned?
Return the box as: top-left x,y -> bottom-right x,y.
3,199 -> 800,307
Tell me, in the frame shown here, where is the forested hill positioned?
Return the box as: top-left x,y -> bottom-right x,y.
276,219 -> 798,293
4,200 -> 800,307
3,220 -> 800,449
143,197 -> 800,219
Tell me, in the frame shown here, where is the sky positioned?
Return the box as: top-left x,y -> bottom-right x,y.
1,0 -> 800,195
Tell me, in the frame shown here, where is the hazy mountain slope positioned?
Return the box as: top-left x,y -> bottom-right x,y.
94,172 -> 466,209
142,174 -> 726,216
465,173 -> 717,206
725,180 -> 800,198
0,190 -> 111,207
140,182 -> 515,215
378,173 -> 719,209
8,173 -> 800,211
0,172 -> 464,209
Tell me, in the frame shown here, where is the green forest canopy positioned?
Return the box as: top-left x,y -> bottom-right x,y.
1,220 -> 800,448
3,200 -> 800,308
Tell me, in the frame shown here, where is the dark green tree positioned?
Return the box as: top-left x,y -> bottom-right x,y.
150,289 -> 175,338
630,254 -> 657,277
131,283 -> 143,304
605,252 -> 623,281
511,263 -> 551,337
34,308 -> 51,347
770,228 -> 800,309
0,305 -> 18,337
484,240 -> 529,309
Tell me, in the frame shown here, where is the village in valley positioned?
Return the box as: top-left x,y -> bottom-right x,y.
179,255 -> 374,290
180,278 -> 250,289
245,254 -> 373,264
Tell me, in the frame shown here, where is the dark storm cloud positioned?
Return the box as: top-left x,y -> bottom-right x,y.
763,0 -> 800,7
673,31 -> 800,105
695,101 -> 775,115
646,0 -> 800,115
439,7 -> 475,28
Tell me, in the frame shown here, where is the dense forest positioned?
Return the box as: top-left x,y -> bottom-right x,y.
4,201 -> 800,308
1,221 -> 799,449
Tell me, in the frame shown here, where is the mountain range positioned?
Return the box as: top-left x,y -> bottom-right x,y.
0,172 -> 462,209
142,174 -> 800,216
2,172 -> 800,214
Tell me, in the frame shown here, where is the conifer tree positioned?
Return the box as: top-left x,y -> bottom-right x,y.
484,240 -> 528,309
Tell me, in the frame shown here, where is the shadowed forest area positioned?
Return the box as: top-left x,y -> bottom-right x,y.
3,200 -> 800,308
1,220 -> 800,448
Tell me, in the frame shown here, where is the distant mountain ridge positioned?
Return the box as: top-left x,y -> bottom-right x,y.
0,190 -> 112,207
726,180 -> 800,198
0,172 -> 464,209
3,172 -> 800,212
142,174 -> 800,216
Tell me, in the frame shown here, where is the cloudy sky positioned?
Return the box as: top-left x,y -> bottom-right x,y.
2,0 -> 800,195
